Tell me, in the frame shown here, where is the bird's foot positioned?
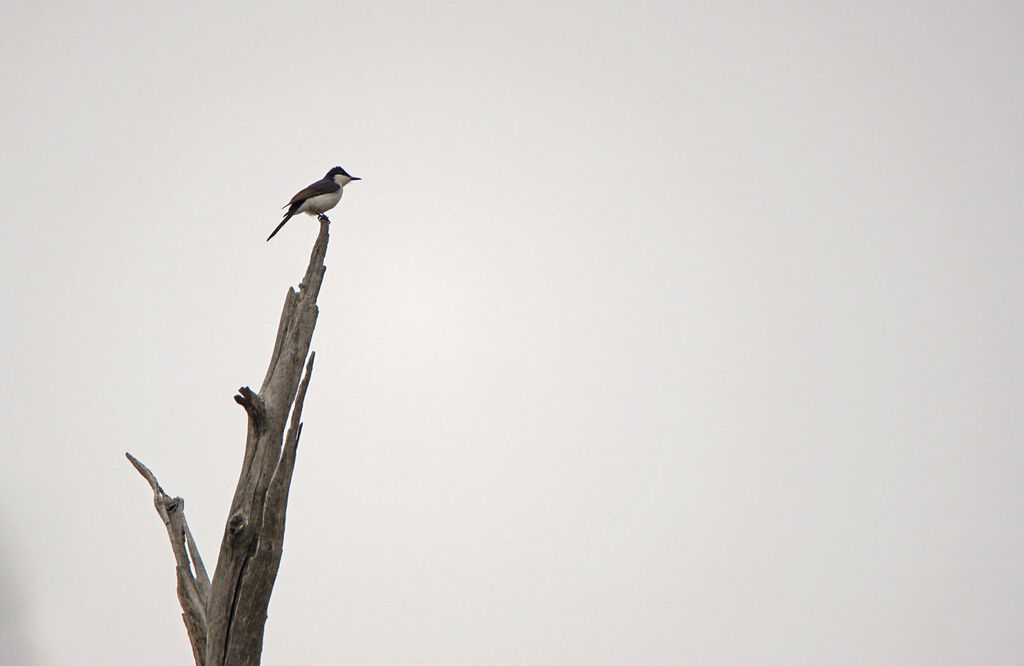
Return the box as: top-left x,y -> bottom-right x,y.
317,213 -> 331,223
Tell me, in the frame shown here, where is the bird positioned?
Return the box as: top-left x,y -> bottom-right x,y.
267,166 -> 361,241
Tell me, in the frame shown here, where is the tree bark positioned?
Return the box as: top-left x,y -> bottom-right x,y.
128,216 -> 331,666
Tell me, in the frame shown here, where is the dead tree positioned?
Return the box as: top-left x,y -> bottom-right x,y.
128,215 -> 331,666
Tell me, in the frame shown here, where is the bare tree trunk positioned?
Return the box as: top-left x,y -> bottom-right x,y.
128,216 -> 331,666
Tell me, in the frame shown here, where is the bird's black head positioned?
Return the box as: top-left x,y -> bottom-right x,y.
326,166 -> 360,181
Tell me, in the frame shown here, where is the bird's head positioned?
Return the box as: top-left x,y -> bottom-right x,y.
326,166 -> 361,186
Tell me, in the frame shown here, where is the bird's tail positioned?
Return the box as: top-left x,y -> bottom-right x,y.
266,211 -> 293,241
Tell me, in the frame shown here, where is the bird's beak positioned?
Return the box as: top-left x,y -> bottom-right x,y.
351,176 -> 361,181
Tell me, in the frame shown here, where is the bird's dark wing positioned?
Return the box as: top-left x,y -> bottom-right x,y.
284,179 -> 337,207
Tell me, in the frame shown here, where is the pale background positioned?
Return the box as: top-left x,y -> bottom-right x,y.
2,2 -> 1023,664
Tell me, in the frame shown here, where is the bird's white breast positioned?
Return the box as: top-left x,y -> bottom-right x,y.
298,189 -> 343,215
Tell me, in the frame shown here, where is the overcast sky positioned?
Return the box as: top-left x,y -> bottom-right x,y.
2,2 -> 1023,664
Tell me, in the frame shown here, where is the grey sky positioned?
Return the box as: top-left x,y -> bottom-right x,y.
2,2 -> 1023,664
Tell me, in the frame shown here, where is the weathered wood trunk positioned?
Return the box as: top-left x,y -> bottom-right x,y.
128,216 -> 331,665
